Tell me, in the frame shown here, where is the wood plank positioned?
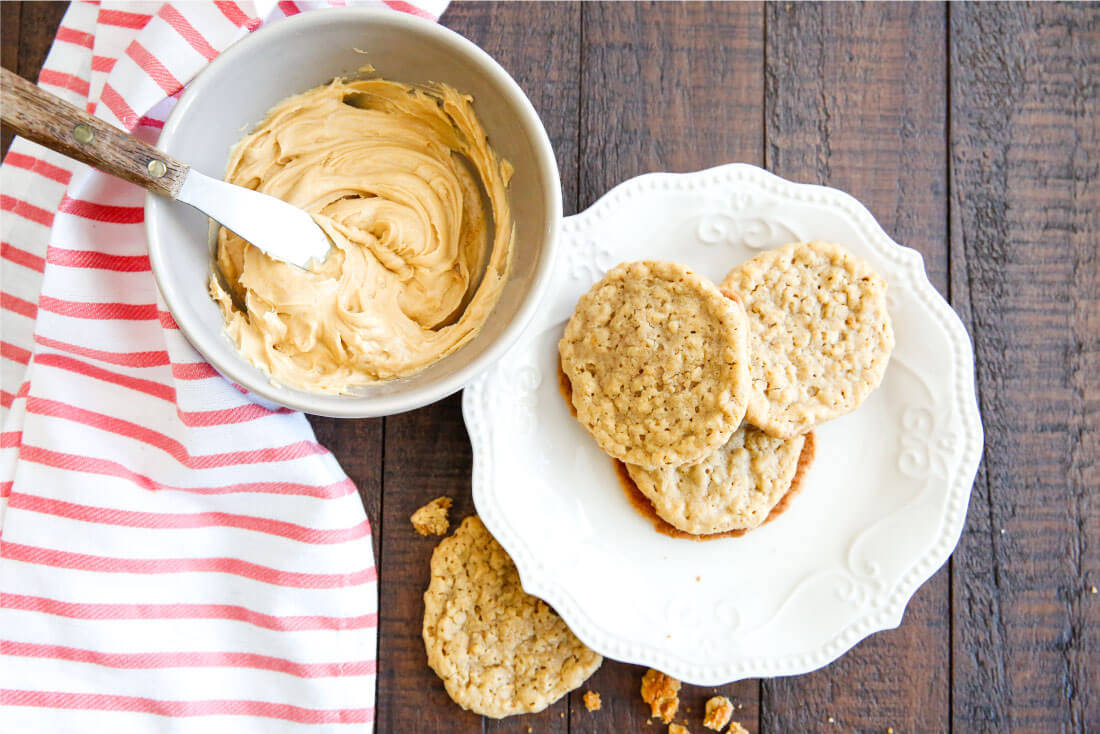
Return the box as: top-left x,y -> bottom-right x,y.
309,418 -> 384,560
376,3 -> 581,731
575,3 -> 765,733
2,1 -> 22,157
444,0 -> 583,217
454,3 -> 581,733
761,3 -> 951,732
302,417 -> 384,716
578,1 -> 765,209
948,3 -> 1100,730
17,1 -> 66,81
4,2 -> 66,157
377,394 -> 484,733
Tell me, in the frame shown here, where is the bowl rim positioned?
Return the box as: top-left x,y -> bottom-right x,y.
145,7 -> 562,418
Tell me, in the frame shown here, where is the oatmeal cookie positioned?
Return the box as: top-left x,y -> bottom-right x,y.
423,516 -> 602,718
720,241 -> 894,438
627,425 -> 806,535
560,261 -> 750,469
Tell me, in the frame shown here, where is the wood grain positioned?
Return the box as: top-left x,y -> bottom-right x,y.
376,393 -> 484,733
575,3 -> 766,733
303,415 -> 385,716
375,5 -> 581,732
3,1 -> 70,159
948,3 -> 1100,730
578,1 -> 766,209
1,1 -> 21,156
451,4 -> 583,731
445,1 -> 582,217
761,3 -> 952,733
308,418 -> 384,560
1,67 -> 189,197
16,1 -> 66,82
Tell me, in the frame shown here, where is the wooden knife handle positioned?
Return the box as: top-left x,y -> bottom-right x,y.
0,67 -> 189,198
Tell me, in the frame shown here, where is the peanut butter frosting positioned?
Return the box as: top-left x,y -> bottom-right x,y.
210,78 -> 514,393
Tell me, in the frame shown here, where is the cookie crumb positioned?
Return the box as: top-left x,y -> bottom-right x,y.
641,668 -> 681,723
827,716 -> 836,724
696,576 -> 701,582
583,690 -> 601,712
670,725 -> 690,734
1090,586 -> 1097,594
887,728 -> 894,733
411,496 -> 452,536
728,722 -> 749,734
703,696 -> 733,730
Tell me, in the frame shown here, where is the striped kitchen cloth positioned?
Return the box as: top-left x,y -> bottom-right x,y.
0,1 -> 445,730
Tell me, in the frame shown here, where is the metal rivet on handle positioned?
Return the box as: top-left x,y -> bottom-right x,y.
147,159 -> 167,178
73,124 -> 93,144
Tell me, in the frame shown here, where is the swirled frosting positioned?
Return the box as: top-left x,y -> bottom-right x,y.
209,78 -> 513,393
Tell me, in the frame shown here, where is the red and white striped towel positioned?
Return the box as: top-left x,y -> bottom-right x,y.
1,1 -> 446,730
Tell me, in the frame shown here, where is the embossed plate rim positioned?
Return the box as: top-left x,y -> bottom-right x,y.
463,162 -> 983,684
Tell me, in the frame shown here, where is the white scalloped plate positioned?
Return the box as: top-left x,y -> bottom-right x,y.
462,163 -> 982,685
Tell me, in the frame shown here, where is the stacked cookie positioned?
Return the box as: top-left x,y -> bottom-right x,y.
720,241 -> 894,439
560,242 -> 894,537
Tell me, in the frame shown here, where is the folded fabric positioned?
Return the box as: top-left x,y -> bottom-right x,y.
1,1 -> 445,730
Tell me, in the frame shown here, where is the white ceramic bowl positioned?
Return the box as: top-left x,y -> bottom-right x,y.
146,8 -> 561,417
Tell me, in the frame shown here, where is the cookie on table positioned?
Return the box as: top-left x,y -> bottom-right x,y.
626,424 -> 807,536
559,260 -> 751,470
720,241 -> 894,439
423,516 -> 602,718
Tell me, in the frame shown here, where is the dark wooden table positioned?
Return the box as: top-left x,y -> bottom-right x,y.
4,2 -> 1097,732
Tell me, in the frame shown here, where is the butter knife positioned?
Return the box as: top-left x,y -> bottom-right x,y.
0,67 -> 330,270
